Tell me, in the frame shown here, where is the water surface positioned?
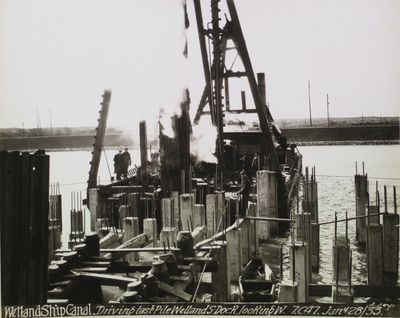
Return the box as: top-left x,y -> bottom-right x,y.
48,145 -> 400,285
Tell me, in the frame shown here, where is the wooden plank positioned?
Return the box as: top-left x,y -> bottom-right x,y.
47,299 -> 69,304
197,250 -> 208,258
52,253 -> 109,262
183,257 -> 213,262
103,233 -> 148,259
81,261 -> 111,267
99,231 -> 121,249
73,267 -> 109,273
101,246 -> 178,253
195,219 -> 244,248
197,246 -> 222,250
72,271 -> 137,286
49,281 -> 72,289
158,281 -> 192,301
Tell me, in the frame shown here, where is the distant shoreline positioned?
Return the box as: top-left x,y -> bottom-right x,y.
2,139 -> 397,153
0,122 -> 398,151
296,140 -> 399,146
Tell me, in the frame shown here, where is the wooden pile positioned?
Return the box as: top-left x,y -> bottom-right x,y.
0,150 -> 49,305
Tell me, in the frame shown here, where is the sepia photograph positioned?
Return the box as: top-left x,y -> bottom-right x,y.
0,0 -> 399,317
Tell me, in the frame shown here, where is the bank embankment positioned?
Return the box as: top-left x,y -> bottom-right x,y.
0,124 -> 398,151
0,134 -> 134,151
282,124 -> 398,145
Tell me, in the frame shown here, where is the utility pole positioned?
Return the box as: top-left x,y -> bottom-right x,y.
36,108 -> 42,135
327,94 -> 330,127
49,108 -> 53,136
308,80 -> 312,127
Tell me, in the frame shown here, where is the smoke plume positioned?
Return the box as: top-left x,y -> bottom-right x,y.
190,118 -> 217,163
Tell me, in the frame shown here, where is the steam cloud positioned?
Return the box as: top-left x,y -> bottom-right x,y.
190,118 -> 217,163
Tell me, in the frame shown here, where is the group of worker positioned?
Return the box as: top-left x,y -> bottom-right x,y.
111,147 -> 259,219
113,148 -> 131,181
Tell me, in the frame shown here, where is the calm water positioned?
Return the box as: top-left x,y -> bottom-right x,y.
49,145 -> 400,285
299,145 -> 400,286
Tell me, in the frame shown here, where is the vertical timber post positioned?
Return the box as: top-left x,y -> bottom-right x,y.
383,212 -> 399,285
180,193 -> 194,231
355,165 -> 368,244
257,73 -> 266,109
256,170 -> 278,240
88,188 -> 101,232
241,91 -> 246,111
289,243 -> 309,303
211,241 -> 230,301
139,121 -> 149,190
366,224 -> 384,286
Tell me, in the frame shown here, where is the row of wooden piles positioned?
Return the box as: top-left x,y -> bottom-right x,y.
78,167 -> 288,302
48,189 -> 88,262
354,162 -> 398,286
278,166 -> 319,303
328,163 -> 398,303
279,163 -> 399,304
0,150 -> 91,305
47,229 -> 221,303
48,184 -> 62,262
68,191 -> 86,248
0,150 -> 49,305
84,191 -> 249,302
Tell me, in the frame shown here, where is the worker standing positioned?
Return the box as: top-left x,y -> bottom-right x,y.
237,169 -> 251,217
114,149 -> 122,181
121,147 -> 132,178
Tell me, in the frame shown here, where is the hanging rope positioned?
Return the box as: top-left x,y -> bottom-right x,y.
102,145 -> 113,181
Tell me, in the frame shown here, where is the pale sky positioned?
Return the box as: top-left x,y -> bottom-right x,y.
1,0 -> 399,137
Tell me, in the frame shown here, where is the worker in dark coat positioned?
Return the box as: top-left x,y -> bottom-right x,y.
114,149 -> 122,181
121,147 -> 131,178
237,169 -> 251,217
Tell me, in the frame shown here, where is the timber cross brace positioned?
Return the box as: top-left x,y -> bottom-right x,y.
192,0 -> 286,202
